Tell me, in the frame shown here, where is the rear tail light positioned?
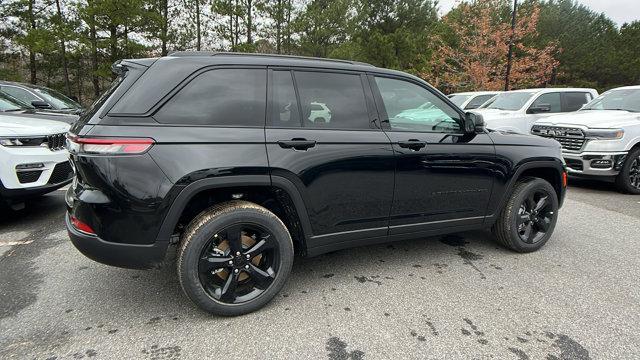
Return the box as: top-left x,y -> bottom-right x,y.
67,135 -> 154,155
70,215 -> 96,236
562,171 -> 568,188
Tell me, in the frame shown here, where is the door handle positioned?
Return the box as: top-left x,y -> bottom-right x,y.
277,138 -> 317,150
398,139 -> 427,150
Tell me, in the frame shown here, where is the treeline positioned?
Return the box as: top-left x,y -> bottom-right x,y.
0,0 -> 638,105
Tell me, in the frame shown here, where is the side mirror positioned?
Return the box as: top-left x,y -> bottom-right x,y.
528,104 -> 551,114
465,112 -> 485,133
31,100 -> 51,109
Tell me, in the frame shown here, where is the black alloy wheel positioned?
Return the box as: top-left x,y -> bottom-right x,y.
198,223 -> 279,304
628,155 -> 640,190
616,147 -> 640,194
178,201 -> 294,316
515,190 -> 554,244
492,177 -> 559,252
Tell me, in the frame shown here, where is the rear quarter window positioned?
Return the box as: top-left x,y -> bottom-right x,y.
154,69 -> 267,127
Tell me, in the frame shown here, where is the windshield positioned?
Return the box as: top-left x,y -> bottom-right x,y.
32,86 -> 81,110
449,94 -> 472,107
582,89 -> 640,112
0,91 -> 32,112
485,91 -> 536,111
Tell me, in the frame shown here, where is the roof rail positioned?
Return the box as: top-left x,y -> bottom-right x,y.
167,51 -> 374,67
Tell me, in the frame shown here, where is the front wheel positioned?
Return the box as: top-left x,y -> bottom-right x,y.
492,178 -> 559,252
177,201 -> 294,316
615,148 -> 640,194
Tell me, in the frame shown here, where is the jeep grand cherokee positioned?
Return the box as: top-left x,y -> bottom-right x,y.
66,52 -> 567,316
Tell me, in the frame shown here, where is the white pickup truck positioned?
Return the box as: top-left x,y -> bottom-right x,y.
0,114 -> 72,206
531,85 -> 640,194
474,88 -> 598,134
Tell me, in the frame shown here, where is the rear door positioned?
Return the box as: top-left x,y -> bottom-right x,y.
369,74 -> 497,237
265,69 -> 395,248
526,92 -> 562,129
561,92 -> 592,112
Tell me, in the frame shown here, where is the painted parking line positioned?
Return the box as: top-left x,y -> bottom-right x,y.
0,240 -> 34,246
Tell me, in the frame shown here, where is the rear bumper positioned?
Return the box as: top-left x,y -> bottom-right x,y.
66,212 -> 169,269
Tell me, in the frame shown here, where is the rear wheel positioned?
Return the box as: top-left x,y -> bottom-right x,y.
615,147 -> 640,194
177,201 -> 294,316
492,178 -> 559,252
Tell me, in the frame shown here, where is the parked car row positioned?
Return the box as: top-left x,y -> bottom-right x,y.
0,80 -> 83,114
452,86 -> 639,194
0,81 -> 81,207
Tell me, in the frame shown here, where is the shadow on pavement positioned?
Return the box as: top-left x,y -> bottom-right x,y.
0,192 -> 67,229
567,177 -> 617,193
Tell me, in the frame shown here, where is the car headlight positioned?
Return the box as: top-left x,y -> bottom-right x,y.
0,137 -> 46,147
584,128 -> 624,140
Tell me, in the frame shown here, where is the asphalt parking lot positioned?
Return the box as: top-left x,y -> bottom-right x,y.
1,179 -> 639,360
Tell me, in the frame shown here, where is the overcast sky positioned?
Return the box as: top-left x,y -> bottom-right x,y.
437,0 -> 640,27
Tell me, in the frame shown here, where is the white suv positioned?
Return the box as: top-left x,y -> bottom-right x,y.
474,88 -> 598,133
531,86 -> 640,194
0,114 -> 72,204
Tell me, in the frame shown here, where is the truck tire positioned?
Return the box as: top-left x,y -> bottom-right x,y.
492,177 -> 559,252
177,200 -> 294,316
615,147 -> 640,194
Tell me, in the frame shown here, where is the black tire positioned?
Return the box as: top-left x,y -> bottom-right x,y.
177,200 -> 294,316
492,177 -> 559,253
615,147 -> 640,194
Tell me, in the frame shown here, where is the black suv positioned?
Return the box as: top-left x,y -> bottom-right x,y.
66,52 -> 566,316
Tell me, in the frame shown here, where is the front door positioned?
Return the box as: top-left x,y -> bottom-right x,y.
370,75 -> 497,236
265,69 -> 395,248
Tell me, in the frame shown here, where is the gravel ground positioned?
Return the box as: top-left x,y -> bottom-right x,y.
0,179 -> 639,360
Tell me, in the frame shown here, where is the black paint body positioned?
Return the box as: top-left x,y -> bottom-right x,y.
66,54 -> 566,268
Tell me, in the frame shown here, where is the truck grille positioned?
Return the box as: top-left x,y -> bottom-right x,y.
47,133 -> 66,151
48,161 -> 74,184
531,125 -> 586,151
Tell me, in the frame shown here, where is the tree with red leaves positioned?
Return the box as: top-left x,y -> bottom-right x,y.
426,0 -> 559,92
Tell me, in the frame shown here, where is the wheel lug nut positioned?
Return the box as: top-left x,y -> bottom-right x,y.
236,251 -> 241,256
246,254 -> 250,259
244,265 -> 250,269
233,269 -> 239,274
228,260 -> 233,265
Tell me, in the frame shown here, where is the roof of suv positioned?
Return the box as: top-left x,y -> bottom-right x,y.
168,51 -> 375,67
108,52 -> 423,116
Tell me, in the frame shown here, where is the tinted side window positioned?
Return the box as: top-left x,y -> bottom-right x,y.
465,94 -> 495,109
374,77 -> 461,133
294,71 -> 370,129
562,92 -> 589,112
155,69 -> 266,126
2,86 -> 39,104
270,71 -> 301,127
531,93 -> 561,113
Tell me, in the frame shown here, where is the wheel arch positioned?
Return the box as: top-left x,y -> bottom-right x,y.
156,175 -> 313,254
626,139 -> 640,152
492,160 -> 566,223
